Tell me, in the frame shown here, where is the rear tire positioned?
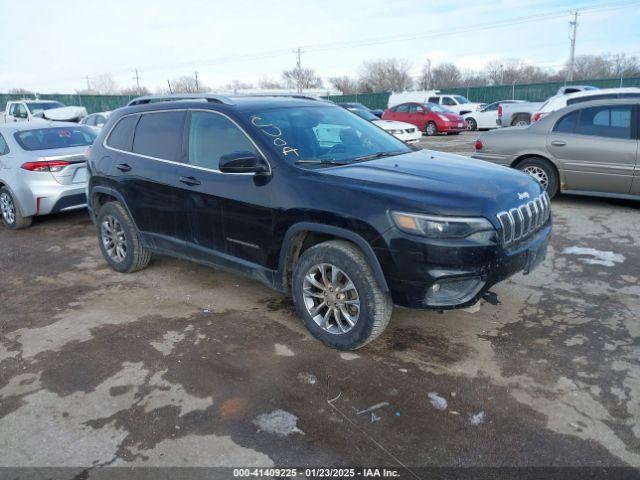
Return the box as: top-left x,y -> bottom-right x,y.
516,157 -> 559,198
292,240 -> 392,350
465,117 -> 478,131
96,201 -> 151,273
0,187 -> 32,230
425,122 -> 438,136
511,114 -> 530,127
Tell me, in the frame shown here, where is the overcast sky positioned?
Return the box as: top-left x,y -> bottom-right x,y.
1,0 -> 639,93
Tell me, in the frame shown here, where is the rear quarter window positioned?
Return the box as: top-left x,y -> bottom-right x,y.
0,134 -> 8,155
106,115 -> 139,151
132,111 -> 186,161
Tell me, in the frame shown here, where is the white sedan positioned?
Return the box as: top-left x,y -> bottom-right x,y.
464,100 -> 525,131
347,108 -> 421,144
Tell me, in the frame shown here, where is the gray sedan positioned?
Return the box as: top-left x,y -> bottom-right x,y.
472,98 -> 640,199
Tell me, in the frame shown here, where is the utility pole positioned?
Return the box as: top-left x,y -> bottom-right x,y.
167,79 -> 173,94
567,10 -> 579,82
426,58 -> 432,90
134,69 -> 141,93
296,47 -> 302,93
85,75 -> 91,90
194,71 -> 200,92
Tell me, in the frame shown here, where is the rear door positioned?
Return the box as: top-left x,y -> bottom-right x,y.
547,104 -> 637,194
391,104 -> 411,124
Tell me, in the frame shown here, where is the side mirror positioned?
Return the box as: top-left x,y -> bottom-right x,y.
219,151 -> 268,174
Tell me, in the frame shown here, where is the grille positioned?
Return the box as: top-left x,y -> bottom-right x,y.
497,192 -> 550,246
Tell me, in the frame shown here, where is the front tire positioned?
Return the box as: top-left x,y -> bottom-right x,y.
425,121 -> 438,136
465,117 -> 477,131
0,187 -> 32,230
292,240 -> 392,350
96,202 -> 151,273
516,157 -> 559,198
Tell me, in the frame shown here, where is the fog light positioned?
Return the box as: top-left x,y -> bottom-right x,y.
425,276 -> 485,307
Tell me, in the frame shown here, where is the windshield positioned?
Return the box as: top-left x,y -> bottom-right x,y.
26,102 -> 65,112
453,96 -> 470,104
425,103 -> 452,114
349,108 -> 378,121
15,126 -> 96,151
246,106 -> 410,164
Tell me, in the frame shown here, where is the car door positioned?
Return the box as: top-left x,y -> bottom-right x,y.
547,104 -> 637,194
178,109 -> 273,267
477,102 -> 499,129
107,110 -> 190,252
9,103 -> 28,122
391,104 -> 411,125
405,104 -> 424,129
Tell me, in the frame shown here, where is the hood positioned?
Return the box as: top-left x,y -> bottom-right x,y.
438,112 -> 463,121
372,119 -> 416,130
42,106 -> 88,122
315,150 -> 542,223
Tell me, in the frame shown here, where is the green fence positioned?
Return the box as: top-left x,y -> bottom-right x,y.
0,93 -> 133,114
327,76 -> 640,110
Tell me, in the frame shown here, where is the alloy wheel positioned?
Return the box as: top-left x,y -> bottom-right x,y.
0,192 -> 15,225
101,215 -> 128,263
302,263 -> 360,335
426,123 -> 436,135
522,166 -> 549,190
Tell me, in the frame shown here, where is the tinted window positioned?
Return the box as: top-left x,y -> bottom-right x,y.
442,97 -> 456,106
16,104 -> 28,118
0,134 -> 8,155
14,127 -> 96,151
133,111 -> 186,160
484,102 -> 499,111
575,106 -> 632,139
567,93 -> 640,105
395,104 -> 410,113
427,97 -> 439,103
26,102 -> 65,112
553,111 -> 579,133
106,115 -> 139,151
453,95 -> 470,104
188,112 -> 259,170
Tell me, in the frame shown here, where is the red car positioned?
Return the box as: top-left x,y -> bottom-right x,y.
382,102 -> 466,136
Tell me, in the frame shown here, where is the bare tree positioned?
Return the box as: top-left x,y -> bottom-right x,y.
8,88 -> 34,95
431,63 -> 462,88
606,53 -> 640,78
170,75 -> 208,93
329,76 -> 358,94
359,58 -> 412,92
282,67 -> 323,91
225,79 -> 254,91
120,86 -> 150,96
89,74 -> 120,94
258,77 -> 285,89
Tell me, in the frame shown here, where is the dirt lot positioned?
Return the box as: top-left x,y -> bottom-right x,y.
1,132 -> 639,477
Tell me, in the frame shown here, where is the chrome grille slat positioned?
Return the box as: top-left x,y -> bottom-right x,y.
497,193 -> 551,247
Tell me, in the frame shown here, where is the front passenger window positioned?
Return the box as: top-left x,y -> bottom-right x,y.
188,112 -> 260,170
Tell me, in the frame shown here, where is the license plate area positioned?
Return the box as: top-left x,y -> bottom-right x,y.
524,241 -> 547,274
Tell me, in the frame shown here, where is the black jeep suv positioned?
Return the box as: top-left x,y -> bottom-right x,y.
87,94 -> 551,350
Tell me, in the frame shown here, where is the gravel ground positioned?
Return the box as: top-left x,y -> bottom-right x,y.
1,131 -> 639,478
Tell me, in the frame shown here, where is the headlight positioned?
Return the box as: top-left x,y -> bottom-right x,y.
437,114 -> 450,122
391,211 -> 496,240
387,129 -> 403,134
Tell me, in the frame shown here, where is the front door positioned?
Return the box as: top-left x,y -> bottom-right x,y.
181,110 -> 273,266
547,104 -> 637,194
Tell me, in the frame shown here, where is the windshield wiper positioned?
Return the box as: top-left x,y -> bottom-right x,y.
352,150 -> 406,162
294,159 -> 351,166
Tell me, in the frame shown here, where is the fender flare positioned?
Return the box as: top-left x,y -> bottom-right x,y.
89,186 -> 141,231
277,222 -> 389,292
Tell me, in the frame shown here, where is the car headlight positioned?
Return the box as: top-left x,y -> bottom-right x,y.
391,211 -> 496,240
437,114 -> 450,122
387,129 -> 403,134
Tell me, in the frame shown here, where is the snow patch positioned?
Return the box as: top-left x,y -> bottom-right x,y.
562,247 -> 625,267
253,410 -> 304,436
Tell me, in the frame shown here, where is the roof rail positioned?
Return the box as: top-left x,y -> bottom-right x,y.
127,93 -> 234,107
236,93 -> 330,102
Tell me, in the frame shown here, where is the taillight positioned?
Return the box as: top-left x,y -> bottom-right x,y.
497,105 -> 502,117
21,160 -> 70,172
475,140 -> 483,150
532,112 -> 546,122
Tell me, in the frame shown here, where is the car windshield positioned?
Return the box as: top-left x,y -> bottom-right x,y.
26,102 -> 65,112
246,105 -> 410,165
15,126 -> 96,151
425,103 -> 451,113
349,108 -> 378,121
453,96 -> 470,104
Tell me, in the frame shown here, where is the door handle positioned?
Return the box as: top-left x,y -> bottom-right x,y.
179,176 -> 201,186
116,163 -> 132,172
551,140 -> 566,147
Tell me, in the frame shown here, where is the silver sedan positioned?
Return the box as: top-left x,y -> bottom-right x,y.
0,122 -> 96,229
472,98 -> 640,200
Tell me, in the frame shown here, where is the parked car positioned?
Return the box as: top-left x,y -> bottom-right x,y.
80,111 -> 112,131
472,98 -> 640,200
383,102 -> 466,136
87,93 -> 550,350
497,101 -> 544,127
425,94 -> 485,116
556,85 -> 598,95
464,100 -> 525,130
337,102 -> 383,117
530,87 -> 640,123
346,107 -> 421,143
3,100 -> 87,123
0,122 -> 95,229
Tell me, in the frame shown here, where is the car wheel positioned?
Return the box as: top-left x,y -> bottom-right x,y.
516,157 -> 559,198
425,122 -> 438,136
512,115 -> 530,127
0,187 -> 32,230
465,118 -> 477,131
96,201 -> 151,273
292,240 -> 392,350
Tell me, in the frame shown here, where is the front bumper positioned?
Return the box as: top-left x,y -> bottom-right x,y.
439,122 -> 466,133
374,220 -> 551,309
391,130 -> 422,143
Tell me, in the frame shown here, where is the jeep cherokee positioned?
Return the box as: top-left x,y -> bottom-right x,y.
87,94 -> 551,350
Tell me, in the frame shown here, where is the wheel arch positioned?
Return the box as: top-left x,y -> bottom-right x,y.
277,222 -> 390,293
511,154 -> 562,190
90,186 -> 140,231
